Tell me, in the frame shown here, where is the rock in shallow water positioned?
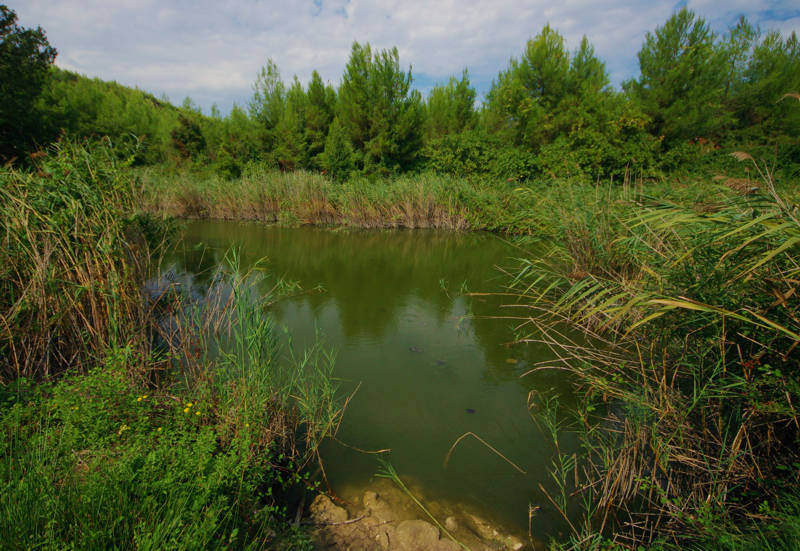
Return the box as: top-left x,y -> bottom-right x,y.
310,481 -> 528,550
466,513 -> 524,550
396,519 -> 439,551
436,539 -> 462,551
362,490 -> 397,523
309,494 -> 348,524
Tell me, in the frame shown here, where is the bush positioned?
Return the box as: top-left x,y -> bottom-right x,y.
423,129 -> 537,181
0,359 -> 311,549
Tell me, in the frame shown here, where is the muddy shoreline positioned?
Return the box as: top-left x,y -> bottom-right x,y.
308,478 -> 534,550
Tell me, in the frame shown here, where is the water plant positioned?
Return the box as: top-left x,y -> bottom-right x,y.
138,161 -> 549,233
0,139 -> 342,549
514,155 -> 800,548
0,137 -> 168,381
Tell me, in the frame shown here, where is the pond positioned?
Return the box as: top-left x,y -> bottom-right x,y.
162,220 -> 577,540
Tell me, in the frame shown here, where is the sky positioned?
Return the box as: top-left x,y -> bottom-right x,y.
11,0 -> 800,115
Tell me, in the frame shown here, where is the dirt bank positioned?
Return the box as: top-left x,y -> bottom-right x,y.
307,478 -> 534,550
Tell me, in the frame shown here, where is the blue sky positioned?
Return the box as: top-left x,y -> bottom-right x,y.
12,0 -> 800,115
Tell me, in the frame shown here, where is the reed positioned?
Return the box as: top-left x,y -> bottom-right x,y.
1,139 -> 343,549
513,158 -> 800,547
149,249 -> 343,463
0,138 -> 169,381
138,162 -> 546,233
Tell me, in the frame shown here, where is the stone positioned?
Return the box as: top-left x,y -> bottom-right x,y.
462,513 -> 528,550
444,516 -> 459,532
362,490 -> 396,523
382,525 -> 398,550
363,490 -> 379,509
396,519 -> 440,551
469,513 -> 506,541
436,539 -> 462,551
374,529 -> 389,550
309,494 -> 348,524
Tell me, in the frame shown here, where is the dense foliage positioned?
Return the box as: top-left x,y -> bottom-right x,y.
2,5 -> 797,182
0,5 -> 56,162
2,3 -> 800,548
0,138 -> 340,549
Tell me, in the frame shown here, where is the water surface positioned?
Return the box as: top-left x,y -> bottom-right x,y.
164,221 -> 576,538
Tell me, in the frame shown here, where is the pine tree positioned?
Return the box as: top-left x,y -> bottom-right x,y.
425,69 -> 477,140
322,116 -> 354,181
273,77 -> 308,170
305,70 -> 336,169
485,25 -> 570,149
249,58 -> 285,154
625,8 -> 729,147
337,42 -> 424,174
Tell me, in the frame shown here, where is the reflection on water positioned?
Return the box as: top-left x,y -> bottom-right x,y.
163,220 -> 576,538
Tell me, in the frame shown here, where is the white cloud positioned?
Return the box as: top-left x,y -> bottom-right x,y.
10,0 -> 800,114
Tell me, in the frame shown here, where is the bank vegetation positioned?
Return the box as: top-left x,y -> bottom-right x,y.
2,2 -> 800,549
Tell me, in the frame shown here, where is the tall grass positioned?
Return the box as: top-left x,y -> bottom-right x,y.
513,158 -> 800,547
0,295 -> 340,550
138,162 -> 547,233
0,139 -> 342,549
0,138 -> 164,381
150,250 -> 342,465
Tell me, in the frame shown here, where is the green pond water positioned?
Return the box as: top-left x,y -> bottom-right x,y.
163,220 -> 577,539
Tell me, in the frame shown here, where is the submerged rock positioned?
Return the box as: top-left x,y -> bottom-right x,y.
445,516 -> 458,532
409,346 -> 424,353
310,494 -> 348,524
309,478 -> 528,551
396,519 -> 439,550
437,540 -> 462,551
465,513 -> 525,550
362,490 -> 396,523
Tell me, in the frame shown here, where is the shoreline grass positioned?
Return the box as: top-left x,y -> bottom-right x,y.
139,162 -> 550,233
138,158 -> 787,238
5,136 -> 799,548
1,140 -> 342,549
512,157 -> 800,548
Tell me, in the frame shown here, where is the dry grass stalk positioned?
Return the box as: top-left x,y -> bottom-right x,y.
506,163 -> 800,546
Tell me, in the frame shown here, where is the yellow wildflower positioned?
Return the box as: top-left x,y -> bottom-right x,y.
157,427 -> 162,432
195,411 -> 200,416
183,407 -> 190,413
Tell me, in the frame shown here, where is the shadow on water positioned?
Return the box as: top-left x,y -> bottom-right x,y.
160,220 -> 579,541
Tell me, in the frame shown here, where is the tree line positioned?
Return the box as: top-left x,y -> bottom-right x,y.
2,5 -> 799,180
